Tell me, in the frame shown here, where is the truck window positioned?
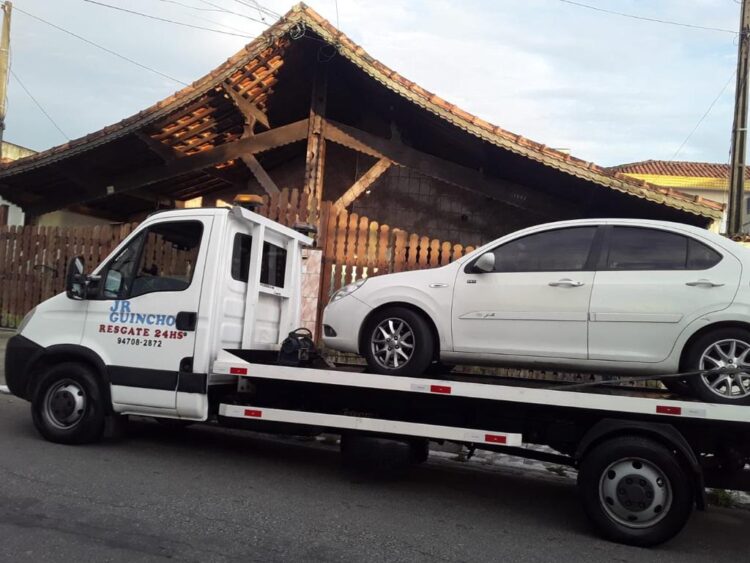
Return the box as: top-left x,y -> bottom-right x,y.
103,220 -> 203,299
230,234 -> 286,288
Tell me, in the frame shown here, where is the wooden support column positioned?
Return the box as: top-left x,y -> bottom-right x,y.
0,203 -> 8,226
303,65 -> 328,224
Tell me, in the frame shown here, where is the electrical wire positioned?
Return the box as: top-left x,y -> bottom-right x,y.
14,6 -> 188,86
232,0 -> 280,19
671,70 -> 737,161
10,69 -> 69,140
197,0 -> 270,25
150,0 -> 259,35
556,0 -> 738,35
83,0 -> 255,38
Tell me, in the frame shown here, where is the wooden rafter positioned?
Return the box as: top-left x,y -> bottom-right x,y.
27,119 -> 309,215
136,131 -> 183,162
222,82 -> 270,132
323,119 -> 578,219
333,158 -> 392,211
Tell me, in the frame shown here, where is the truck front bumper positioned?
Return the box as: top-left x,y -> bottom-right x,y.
5,334 -> 42,400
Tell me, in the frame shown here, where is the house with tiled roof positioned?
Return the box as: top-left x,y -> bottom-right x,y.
608,160 -> 740,207
0,3 -> 723,244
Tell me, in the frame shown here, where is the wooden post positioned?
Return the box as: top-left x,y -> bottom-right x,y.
0,203 -> 7,226
303,64 -> 328,225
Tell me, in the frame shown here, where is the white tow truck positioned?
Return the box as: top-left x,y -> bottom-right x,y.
5,201 -> 750,547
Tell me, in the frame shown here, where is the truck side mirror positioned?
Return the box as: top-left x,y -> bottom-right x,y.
474,252 -> 495,273
65,256 -> 86,300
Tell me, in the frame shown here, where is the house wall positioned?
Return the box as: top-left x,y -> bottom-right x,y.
37,210 -> 113,228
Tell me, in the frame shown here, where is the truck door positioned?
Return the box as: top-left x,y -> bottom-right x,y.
81,217 -> 212,411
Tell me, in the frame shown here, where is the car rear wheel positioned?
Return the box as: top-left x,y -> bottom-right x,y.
363,307 -> 434,376
685,328 -> 750,405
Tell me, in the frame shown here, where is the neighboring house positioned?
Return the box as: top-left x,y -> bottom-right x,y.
0,3 -> 722,244
608,160 -> 738,228
0,141 -> 35,226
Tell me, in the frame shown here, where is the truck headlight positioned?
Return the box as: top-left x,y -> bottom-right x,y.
330,279 -> 367,303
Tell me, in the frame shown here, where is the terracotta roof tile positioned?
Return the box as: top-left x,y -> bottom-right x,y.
610,160 -> 741,179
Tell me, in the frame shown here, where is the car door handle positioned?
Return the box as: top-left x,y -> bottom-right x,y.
686,279 -> 725,287
549,279 -> 584,287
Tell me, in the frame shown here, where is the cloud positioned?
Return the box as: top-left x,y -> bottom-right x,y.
5,0 -> 742,167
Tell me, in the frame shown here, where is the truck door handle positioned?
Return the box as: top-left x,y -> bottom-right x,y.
175,311 -> 197,331
686,279 -> 724,287
549,279 -> 584,287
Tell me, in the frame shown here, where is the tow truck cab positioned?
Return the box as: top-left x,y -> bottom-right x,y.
5,205 -> 313,420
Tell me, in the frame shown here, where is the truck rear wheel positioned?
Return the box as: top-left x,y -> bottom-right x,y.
31,362 -> 106,445
577,436 -> 693,547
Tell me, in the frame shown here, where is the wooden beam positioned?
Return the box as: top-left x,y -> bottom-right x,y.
303,65 -> 328,221
136,131 -> 183,162
241,154 -> 280,196
28,119 -> 309,215
323,119 -> 577,219
222,82 -> 270,133
55,163 -> 171,206
333,158 -> 392,211
0,203 -> 7,226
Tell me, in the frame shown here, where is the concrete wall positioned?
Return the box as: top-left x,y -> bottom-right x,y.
36,210 -> 113,228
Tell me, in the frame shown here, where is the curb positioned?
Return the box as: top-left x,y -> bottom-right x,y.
0,385 -> 9,394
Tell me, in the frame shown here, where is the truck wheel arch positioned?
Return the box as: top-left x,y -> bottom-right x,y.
575,418 -> 706,510
26,345 -> 113,414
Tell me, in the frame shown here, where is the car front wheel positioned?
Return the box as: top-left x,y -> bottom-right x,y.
363,307 -> 434,376
685,328 -> 750,405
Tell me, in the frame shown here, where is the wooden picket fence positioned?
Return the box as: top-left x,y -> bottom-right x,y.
0,223 -> 138,328
0,188 -> 474,329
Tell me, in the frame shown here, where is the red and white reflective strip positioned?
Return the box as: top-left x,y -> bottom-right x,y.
410,383 -> 452,395
655,404 -> 707,417
229,367 -> 248,375
218,404 -> 523,447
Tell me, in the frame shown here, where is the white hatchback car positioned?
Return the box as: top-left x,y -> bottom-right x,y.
322,219 -> 750,405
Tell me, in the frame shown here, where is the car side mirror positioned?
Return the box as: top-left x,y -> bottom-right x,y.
474,252 -> 495,273
65,256 -> 86,300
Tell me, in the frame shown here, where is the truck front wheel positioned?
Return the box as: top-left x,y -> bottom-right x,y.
577,436 -> 693,547
31,362 -> 106,444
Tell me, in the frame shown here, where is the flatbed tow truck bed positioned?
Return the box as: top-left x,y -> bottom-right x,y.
204,348 -> 750,547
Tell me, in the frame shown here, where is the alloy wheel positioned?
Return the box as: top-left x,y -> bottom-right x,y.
371,318 -> 415,370
699,339 -> 750,400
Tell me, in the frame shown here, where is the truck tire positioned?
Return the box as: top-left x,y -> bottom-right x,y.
684,328 -> 750,405
362,306 -> 434,376
31,362 -> 106,445
577,436 -> 693,547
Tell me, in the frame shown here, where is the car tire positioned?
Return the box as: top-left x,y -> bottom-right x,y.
684,328 -> 750,405
362,306 -> 434,376
578,436 -> 693,547
31,362 -> 106,444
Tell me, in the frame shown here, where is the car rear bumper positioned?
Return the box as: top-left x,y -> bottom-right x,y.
5,334 -> 42,400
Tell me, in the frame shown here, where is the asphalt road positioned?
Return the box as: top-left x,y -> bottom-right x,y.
1,395 -> 749,562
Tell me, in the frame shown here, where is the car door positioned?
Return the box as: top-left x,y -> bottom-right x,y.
80,217 -> 211,410
588,225 -> 741,363
452,226 -> 599,359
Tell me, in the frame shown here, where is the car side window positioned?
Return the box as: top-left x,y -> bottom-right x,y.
103,220 -> 203,299
490,227 -> 597,272
606,227 -> 722,271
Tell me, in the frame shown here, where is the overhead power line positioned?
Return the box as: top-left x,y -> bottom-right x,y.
14,6 -> 188,86
10,69 -> 69,140
671,70 -> 737,161
150,0 -> 259,35
232,0 -> 281,19
83,0 -> 255,38
557,0 -> 738,34
197,0 -> 271,25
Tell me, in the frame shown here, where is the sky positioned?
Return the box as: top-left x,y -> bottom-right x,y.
4,0 -> 744,167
